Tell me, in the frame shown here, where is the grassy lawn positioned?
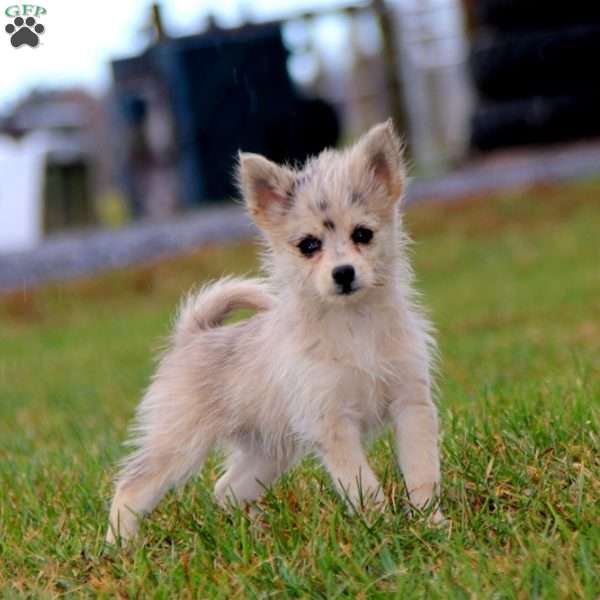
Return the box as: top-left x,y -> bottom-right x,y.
1,183 -> 599,598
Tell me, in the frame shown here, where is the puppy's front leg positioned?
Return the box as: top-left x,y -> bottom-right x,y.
389,380 -> 442,520
317,417 -> 383,507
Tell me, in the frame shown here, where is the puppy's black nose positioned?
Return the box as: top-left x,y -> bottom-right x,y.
332,264 -> 355,291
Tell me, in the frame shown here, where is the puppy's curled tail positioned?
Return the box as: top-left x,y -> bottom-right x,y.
174,277 -> 275,342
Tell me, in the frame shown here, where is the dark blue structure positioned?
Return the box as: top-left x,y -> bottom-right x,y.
112,23 -> 339,215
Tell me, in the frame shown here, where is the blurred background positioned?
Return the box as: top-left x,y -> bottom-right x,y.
2,5 -> 599,589
1,0 -> 600,284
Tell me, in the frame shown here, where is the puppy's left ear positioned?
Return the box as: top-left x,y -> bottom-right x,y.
237,152 -> 295,230
354,119 -> 406,203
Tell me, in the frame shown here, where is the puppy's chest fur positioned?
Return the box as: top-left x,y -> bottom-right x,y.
267,302 -> 403,440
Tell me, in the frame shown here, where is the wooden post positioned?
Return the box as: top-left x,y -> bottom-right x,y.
151,3 -> 167,42
371,0 -> 409,145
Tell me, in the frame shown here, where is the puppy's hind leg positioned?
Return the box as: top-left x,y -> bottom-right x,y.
106,385 -> 218,543
215,447 -> 286,508
107,433 -> 214,543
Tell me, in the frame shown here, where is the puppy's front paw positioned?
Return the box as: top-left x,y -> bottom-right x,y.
345,485 -> 386,512
360,488 -> 387,514
429,508 -> 447,526
406,482 -> 446,525
370,487 -> 387,511
408,482 -> 437,508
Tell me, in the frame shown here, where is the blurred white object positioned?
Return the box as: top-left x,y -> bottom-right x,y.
394,0 -> 474,171
0,133 -> 45,253
0,131 -> 84,254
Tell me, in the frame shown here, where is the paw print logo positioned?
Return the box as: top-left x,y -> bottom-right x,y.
5,16 -> 45,48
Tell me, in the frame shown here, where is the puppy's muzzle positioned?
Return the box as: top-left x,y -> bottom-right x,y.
332,264 -> 357,295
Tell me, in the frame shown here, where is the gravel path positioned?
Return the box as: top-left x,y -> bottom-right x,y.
1,140 -> 599,293
0,205 -> 256,293
406,140 -> 600,204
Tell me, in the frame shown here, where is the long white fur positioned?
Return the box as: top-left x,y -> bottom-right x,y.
106,120 -> 442,543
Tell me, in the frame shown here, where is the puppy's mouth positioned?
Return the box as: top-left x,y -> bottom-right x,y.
335,284 -> 360,296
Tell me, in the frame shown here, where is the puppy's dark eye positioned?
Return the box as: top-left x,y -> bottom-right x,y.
351,226 -> 373,245
297,235 -> 322,257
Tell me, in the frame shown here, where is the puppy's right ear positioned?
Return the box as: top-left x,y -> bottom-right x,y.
237,153 -> 295,230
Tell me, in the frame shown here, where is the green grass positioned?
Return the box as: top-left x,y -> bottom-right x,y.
1,183 -> 599,598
